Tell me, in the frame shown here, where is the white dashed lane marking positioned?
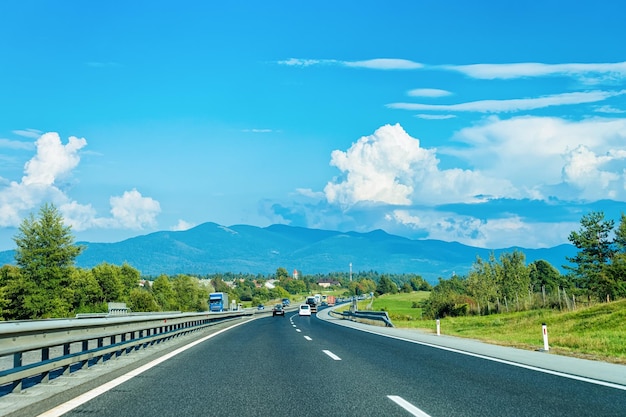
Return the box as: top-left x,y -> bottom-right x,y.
322,350 -> 341,361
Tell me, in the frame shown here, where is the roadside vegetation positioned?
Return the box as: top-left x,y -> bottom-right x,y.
353,292 -> 626,364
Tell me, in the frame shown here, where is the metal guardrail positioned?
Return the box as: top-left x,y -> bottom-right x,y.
335,310 -> 394,327
0,309 -> 253,395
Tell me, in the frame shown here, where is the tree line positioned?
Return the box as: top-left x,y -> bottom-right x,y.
422,211 -> 626,318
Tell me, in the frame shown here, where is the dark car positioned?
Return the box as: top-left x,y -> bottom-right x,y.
272,304 -> 285,316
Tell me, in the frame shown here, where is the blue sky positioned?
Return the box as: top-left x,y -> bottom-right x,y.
1,1 -> 626,251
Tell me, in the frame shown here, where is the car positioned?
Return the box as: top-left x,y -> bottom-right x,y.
281,298 -> 290,306
257,304 -> 265,310
298,304 -> 311,316
272,304 -> 285,316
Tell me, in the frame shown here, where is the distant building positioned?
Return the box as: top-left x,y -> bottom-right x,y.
317,278 -> 340,288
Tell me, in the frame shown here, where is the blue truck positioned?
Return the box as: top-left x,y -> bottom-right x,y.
209,292 -> 229,312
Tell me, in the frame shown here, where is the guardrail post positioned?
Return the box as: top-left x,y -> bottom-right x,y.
63,343 -> 71,375
542,323 -> 549,351
42,347 -> 50,382
436,319 -> 441,336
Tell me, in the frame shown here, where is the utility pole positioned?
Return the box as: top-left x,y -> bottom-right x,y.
349,262 -> 352,282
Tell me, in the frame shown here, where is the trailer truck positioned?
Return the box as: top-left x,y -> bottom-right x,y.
209,292 -> 229,312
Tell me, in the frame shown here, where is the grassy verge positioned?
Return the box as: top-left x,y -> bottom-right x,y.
356,293 -> 626,364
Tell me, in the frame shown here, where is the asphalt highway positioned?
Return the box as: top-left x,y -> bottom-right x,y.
24,309 -> 626,417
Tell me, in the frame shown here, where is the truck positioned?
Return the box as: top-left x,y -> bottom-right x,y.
305,296 -> 318,313
209,292 -> 229,312
327,295 -> 336,306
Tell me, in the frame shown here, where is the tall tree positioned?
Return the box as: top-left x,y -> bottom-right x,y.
566,211 -> 615,301
12,203 -> 83,318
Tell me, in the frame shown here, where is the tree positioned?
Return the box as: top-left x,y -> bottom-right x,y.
566,211 -> 615,301
119,263 -> 141,301
0,265 -> 19,319
152,274 -> 176,311
497,250 -> 530,310
375,275 -> 397,295
275,267 -> 290,280
466,255 -> 498,314
70,268 -> 104,313
529,260 -> 563,294
92,263 -> 124,303
128,288 -> 159,312
12,203 -> 83,318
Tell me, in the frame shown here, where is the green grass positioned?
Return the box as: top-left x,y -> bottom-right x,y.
358,293 -> 626,364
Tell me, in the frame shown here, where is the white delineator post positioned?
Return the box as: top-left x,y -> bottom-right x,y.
542,323 -> 549,351
436,319 -> 441,336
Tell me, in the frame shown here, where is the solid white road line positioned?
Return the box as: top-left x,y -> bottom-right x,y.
387,395 -> 431,417
322,350 -> 341,361
37,319 -> 252,417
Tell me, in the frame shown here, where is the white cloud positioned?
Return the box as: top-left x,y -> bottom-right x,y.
278,58 -> 423,70
0,132 -> 162,232
0,138 -> 33,150
387,90 -> 625,113
171,219 -> 195,231
444,61 -> 626,80
12,129 -> 42,139
343,59 -> 423,70
22,132 -> 86,186
387,209 -> 577,248
110,189 -> 160,229
594,105 -> 626,114
415,114 -> 456,120
407,88 -> 452,97
324,124 -> 514,208
324,118 -> 626,214
562,145 -> 626,200
296,188 -> 325,200
277,58 -> 331,67
447,116 -> 626,201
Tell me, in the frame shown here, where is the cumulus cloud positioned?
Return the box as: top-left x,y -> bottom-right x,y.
22,132 -> 86,186
388,90 -> 625,113
446,116 -> 626,201
324,124 -> 514,208
109,189 -> 160,229
562,145 -> 626,200
314,120 -> 626,247
0,132 -> 161,232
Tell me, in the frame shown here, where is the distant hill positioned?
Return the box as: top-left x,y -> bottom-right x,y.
0,222 -> 576,283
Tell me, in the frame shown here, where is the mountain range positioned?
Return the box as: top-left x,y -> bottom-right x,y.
0,222 -> 576,283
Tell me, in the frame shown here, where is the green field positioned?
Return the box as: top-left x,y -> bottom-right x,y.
354,293 -> 626,364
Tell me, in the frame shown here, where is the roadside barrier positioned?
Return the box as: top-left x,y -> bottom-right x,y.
0,310 -> 252,395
